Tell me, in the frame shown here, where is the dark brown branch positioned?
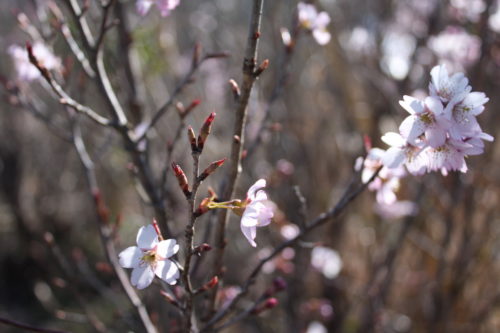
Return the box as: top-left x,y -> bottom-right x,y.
209,0 -> 265,317
0,316 -> 68,333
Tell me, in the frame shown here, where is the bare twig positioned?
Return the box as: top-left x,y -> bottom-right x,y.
0,316 -> 68,333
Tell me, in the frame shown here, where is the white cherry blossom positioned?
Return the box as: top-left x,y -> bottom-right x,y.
119,224 -> 179,289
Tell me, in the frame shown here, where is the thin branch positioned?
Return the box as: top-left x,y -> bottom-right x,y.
0,316 -> 68,333
209,0 -> 265,317
70,115 -> 157,333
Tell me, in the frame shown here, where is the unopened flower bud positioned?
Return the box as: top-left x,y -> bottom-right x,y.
184,99 -> 201,118
273,277 -> 287,292
254,59 -> 270,77
187,126 -> 197,152
193,243 -> 212,255
229,79 -> 241,100
197,112 -> 216,152
171,162 -> 190,197
251,297 -> 279,315
195,276 -> 219,294
198,158 -> 226,182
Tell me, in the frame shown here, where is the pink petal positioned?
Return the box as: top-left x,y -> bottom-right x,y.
136,224 -> 158,249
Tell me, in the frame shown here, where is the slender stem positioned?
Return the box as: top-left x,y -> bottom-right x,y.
71,115 -> 157,333
183,151 -> 202,332
0,316 -> 68,333
209,0 -> 265,317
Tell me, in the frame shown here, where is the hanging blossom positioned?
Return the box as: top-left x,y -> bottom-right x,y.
118,223 -> 179,289
8,42 -> 61,81
136,0 -> 180,17
239,179 -> 275,247
297,2 -> 331,45
205,179 -> 275,247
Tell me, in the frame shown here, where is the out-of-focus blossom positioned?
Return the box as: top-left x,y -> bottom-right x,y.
339,26 -> 376,58
280,224 -> 300,240
280,27 -> 292,47
240,179 -> 274,247
489,7 -> 500,32
450,0 -> 486,23
381,30 -> 416,80
297,2 -> 331,45
428,27 -> 481,70
311,246 -> 343,279
307,321 -> 328,333
8,42 -> 61,81
118,224 -> 179,289
137,0 -> 180,17
375,200 -> 418,219
276,159 -> 295,176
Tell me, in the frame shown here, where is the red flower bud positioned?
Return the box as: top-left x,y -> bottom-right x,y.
198,158 -> 226,182
197,112 -> 216,152
171,162 -> 190,197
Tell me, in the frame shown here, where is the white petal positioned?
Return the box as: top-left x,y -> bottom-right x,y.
156,239 -> 179,259
382,147 -> 405,169
154,259 -> 180,285
399,116 -> 425,143
315,12 -> 331,27
247,179 -> 266,199
241,225 -> 257,247
119,246 -> 142,268
381,132 -> 405,147
131,266 -> 155,290
425,128 -> 447,148
313,29 -> 331,45
241,207 -> 259,227
136,224 -> 159,249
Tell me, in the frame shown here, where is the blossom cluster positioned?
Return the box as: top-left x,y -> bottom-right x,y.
136,0 -> 179,17
297,2 -> 331,45
364,65 -> 493,218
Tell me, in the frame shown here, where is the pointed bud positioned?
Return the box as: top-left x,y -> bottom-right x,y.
195,276 -> 219,294
251,298 -> 279,315
187,126 -> 197,152
197,112 -> 216,152
363,134 -> 372,152
254,59 -> 270,77
171,162 -> 191,197
198,158 -> 226,182
183,99 -> 201,118
193,243 -> 212,255
229,79 -> 240,100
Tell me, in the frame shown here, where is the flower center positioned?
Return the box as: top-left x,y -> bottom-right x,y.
419,111 -> 434,125
141,250 -> 158,265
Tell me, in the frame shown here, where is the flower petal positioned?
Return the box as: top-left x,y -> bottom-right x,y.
247,179 -> 267,199
155,259 -> 180,285
131,266 -> 155,290
136,224 -> 159,249
118,246 -> 142,268
156,239 -> 179,259
241,225 -> 257,247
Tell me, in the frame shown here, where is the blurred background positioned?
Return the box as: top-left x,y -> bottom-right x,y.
1,0 -> 500,332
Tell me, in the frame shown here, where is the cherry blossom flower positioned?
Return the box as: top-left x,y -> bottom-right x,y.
429,64 -> 471,103
428,27 -> 481,70
381,132 -> 428,175
137,0 -> 180,17
311,246 -> 343,279
297,2 -> 331,45
399,95 -> 451,148
118,224 -> 179,289
8,42 -> 61,81
240,179 -> 274,247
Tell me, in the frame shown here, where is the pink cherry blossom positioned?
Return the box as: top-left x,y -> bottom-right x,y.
240,179 -> 274,247
118,224 -> 179,289
297,2 -> 331,45
381,132 -> 428,175
399,95 -> 451,148
136,0 -> 180,17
